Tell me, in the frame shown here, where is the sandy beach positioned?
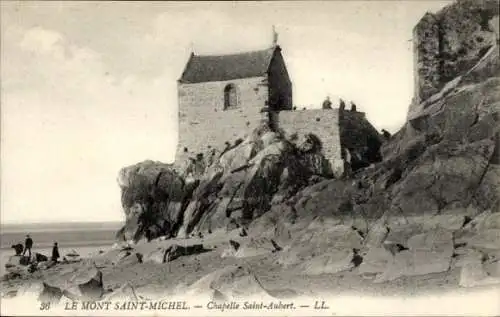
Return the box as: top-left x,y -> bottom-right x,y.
1,229 -> 500,316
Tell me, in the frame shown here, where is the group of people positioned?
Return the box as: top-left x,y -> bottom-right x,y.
322,96 -> 358,112
322,96 -> 393,141
14,234 -> 60,262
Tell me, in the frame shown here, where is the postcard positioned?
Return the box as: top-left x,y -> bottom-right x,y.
1,0 -> 499,315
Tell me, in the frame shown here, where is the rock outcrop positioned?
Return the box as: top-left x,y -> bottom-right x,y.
267,0 -> 499,286
113,0 -> 500,289
411,0 -> 499,105
117,125 -> 336,242
117,160 -> 198,242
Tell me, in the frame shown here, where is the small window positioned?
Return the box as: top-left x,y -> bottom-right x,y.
224,84 -> 238,110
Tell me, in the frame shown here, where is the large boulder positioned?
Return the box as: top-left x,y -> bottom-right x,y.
64,250 -> 81,263
62,265 -> 104,301
165,244 -> 205,262
11,244 -> 23,256
185,264 -> 275,300
35,253 -> 48,262
375,229 -> 454,282
38,282 -> 63,304
117,160 -> 197,242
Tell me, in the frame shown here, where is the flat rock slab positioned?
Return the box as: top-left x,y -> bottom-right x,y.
484,260 -> 500,278
459,262 -> 500,288
298,249 -> 354,275
185,265 -> 275,301
423,214 -> 466,231
374,249 -> 452,283
277,225 -> 363,267
407,228 -> 454,253
482,213 -> 500,230
453,249 -> 484,268
233,237 -> 281,258
465,211 -> 500,231
467,229 -> 500,250
364,221 -> 389,249
37,260 -> 57,270
375,228 -> 455,282
143,248 -> 167,264
384,225 -> 422,246
106,283 -> 139,301
358,247 -> 393,275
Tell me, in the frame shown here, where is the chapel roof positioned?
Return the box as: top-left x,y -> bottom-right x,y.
178,46 -> 280,84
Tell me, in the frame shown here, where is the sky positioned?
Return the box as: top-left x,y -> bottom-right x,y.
1,1 -> 453,224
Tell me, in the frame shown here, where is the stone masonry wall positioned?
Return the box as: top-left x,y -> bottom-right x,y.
176,76 -> 268,163
279,109 -> 343,171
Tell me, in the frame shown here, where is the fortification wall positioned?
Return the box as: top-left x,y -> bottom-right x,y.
176,76 -> 268,163
279,109 -> 343,170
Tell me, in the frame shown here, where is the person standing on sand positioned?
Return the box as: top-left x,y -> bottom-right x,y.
51,242 -> 60,262
22,234 -> 33,259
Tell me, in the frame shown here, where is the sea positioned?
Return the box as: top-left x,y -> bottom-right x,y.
0,221 -> 123,276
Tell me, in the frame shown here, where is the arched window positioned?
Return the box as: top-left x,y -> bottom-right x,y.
224,84 -> 238,110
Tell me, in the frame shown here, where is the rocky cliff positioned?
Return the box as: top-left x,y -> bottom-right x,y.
117,124 -> 334,242
116,0 -> 499,286
412,0 -> 499,106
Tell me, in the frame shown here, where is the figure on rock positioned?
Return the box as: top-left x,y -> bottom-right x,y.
22,234 -> 33,259
339,99 -> 346,111
51,242 -> 60,262
350,102 -> 357,112
322,96 -> 332,109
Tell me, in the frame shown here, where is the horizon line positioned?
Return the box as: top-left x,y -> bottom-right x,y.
0,220 -> 124,226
